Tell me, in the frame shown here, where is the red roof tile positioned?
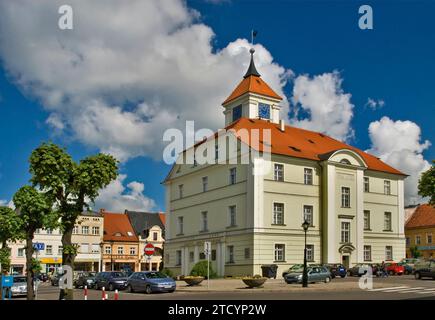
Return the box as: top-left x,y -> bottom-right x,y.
405,204 -> 435,229
159,213 -> 166,225
103,212 -> 139,242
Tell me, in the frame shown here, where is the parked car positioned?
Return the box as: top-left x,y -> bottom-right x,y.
414,259 -> 435,280
10,276 -> 27,297
126,271 -> 176,294
284,266 -> 332,284
397,262 -> 414,275
74,272 -> 97,289
348,264 -> 372,277
37,273 -> 49,282
282,264 -> 304,278
370,264 -> 383,277
385,262 -> 405,275
324,264 -> 347,278
94,272 -> 128,291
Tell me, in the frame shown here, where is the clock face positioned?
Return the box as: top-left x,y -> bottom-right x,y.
258,103 -> 270,119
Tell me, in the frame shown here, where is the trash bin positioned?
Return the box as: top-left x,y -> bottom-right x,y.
261,264 -> 278,279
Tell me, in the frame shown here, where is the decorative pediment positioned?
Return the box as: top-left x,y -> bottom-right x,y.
338,243 -> 355,254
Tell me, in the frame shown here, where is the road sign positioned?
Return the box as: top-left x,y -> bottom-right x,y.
33,242 -> 45,251
144,243 -> 155,256
204,241 -> 211,256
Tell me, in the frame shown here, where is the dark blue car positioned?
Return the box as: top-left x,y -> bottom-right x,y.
324,264 -> 347,278
126,271 -> 176,294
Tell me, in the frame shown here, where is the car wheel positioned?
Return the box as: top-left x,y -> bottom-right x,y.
145,285 -> 152,294
126,285 -> 134,293
325,277 -> 331,283
415,272 -> 421,280
168,289 -> 175,293
109,283 -> 115,291
340,275 -> 346,278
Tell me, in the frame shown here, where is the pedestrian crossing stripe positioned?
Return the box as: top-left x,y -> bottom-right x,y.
369,286 -> 408,292
369,286 -> 435,294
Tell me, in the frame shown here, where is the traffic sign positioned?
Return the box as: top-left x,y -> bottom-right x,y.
33,242 -> 45,251
144,243 -> 155,256
204,241 -> 211,256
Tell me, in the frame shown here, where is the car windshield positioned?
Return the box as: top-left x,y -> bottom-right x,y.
145,272 -> 166,279
289,265 -> 303,272
111,272 -> 126,278
14,277 -> 26,283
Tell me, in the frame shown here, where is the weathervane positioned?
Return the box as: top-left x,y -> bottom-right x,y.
251,29 -> 258,47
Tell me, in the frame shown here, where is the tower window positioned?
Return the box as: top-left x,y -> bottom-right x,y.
232,105 -> 242,122
258,103 -> 270,119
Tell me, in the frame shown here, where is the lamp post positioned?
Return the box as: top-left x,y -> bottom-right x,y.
302,220 -> 310,288
99,242 -> 104,272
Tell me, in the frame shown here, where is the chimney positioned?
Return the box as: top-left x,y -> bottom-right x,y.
279,120 -> 285,132
100,208 -> 106,214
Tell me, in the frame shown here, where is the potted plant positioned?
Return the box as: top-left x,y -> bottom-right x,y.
183,275 -> 205,286
242,274 -> 267,288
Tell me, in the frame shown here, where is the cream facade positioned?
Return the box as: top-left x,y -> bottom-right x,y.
138,225 -> 165,271
163,51 -> 406,277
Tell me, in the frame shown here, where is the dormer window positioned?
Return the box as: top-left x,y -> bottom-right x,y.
127,231 -> 133,237
258,103 -> 270,119
232,105 -> 242,122
114,232 -> 122,237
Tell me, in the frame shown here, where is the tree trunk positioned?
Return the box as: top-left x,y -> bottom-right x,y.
59,226 -> 74,300
25,235 -> 35,300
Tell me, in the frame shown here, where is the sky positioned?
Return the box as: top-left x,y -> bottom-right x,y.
0,0 -> 433,211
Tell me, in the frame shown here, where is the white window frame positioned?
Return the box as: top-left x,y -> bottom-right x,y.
416,235 -> 421,245
227,245 -> 235,264
17,248 -> 24,257
178,184 -> 184,199
82,226 -> 89,235
306,245 -> 314,262
177,216 -> 184,235
364,177 -> 370,192
129,247 -> 136,255
274,163 -> 284,181
274,244 -> 285,262
273,202 -> 284,225
364,245 -> 372,261
105,246 -> 111,254
364,210 -> 371,230
229,168 -> 237,185
427,233 -> 433,244
341,187 -> 351,208
200,211 -> 208,232
117,246 -> 124,255
304,168 -> 313,185
229,205 -> 236,227
176,250 -> 182,266
46,245 -> 53,255
92,226 -> 100,235
385,246 -> 393,261
384,180 -> 391,195
384,212 -> 392,231
202,176 -> 208,192
341,221 -> 351,243
303,205 -> 313,226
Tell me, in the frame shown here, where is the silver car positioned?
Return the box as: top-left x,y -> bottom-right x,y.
284,266 -> 332,284
10,276 -> 27,297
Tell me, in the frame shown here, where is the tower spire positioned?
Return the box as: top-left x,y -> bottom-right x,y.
243,48 -> 261,78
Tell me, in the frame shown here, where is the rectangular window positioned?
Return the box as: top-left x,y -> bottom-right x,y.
406,237 -> 410,246
189,251 -> 194,263
58,246 -> 63,255
232,105 -> 242,122
274,244 -> 285,262
178,184 -> 184,199
304,168 -> 313,185
46,245 -> 52,255
105,246 -> 111,254
303,205 -> 313,226
273,203 -> 284,225
364,245 -> 372,261
153,232 -> 158,241
177,216 -> 184,235
92,226 -> 100,235
384,180 -> 391,195
117,246 -> 124,255
274,164 -> 284,181
244,248 -> 250,259
341,222 -> 351,243
130,247 -> 136,255
82,226 -> 89,235
18,248 -> 24,257
384,212 -> 392,231
81,243 -> 89,254
427,233 -> 433,244
416,235 -> 421,245
385,246 -> 393,261
227,246 -> 234,263
72,226 -> 79,234
229,205 -> 236,227
364,177 -> 370,192
364,210 -> 371,230
91,244 -> 100,253
341,187 -> 350,208
176,250 -> 182,266
201,211 -> 208,232
229,168 -> 237,185
306,245 -> 314,262
202,176 -> 208,192
46,229 -> 53,235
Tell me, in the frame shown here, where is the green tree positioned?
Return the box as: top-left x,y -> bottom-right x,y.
409,246 -> 422,259
0,206 -> 24,273
418,160 -> 435,206
13,186 -> 57,300
29,142 -> 118,300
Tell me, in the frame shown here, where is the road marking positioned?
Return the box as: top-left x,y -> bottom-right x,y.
369,286 -> 408,292
396,287 -> 426,293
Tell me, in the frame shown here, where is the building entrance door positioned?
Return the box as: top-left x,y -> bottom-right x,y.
342,255 -> 350,269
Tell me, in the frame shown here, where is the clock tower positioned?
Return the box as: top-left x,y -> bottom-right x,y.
222,48 -> 283,126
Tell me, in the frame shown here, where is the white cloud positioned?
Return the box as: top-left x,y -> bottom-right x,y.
92,174 -> 156,212
0,0 -> 291,162
290,71 -> 354,142
367,116 -> 431,205
0,199 -> 15,209
365,98 -> 385,110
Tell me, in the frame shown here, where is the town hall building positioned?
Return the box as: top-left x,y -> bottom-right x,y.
163,48 -> 407,277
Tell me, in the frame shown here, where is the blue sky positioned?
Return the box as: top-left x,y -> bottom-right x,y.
0,0 -> 433,210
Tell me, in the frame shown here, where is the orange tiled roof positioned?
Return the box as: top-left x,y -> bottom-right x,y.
195,118 -> 405,176
405,204 -> 435,229
103,212 -> 139,242
159,213 -> 166,225
222,75 -> 282,105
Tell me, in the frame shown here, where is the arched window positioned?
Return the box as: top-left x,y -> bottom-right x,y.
340,159 -> 351,165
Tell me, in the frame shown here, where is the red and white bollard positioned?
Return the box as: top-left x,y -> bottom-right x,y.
102,287 -> 106,300
84,285 -> 88,300
114,289 -> 119,300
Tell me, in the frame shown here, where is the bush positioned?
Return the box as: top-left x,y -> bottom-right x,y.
190,260 -> 217,279
161,268 -> 174,278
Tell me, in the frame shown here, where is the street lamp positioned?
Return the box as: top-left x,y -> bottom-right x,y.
302,219 -> 310,288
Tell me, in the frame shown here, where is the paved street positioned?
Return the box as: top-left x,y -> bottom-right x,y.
13,275 -> 435,300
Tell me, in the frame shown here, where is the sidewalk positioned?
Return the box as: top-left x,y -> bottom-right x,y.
174,277 -> 395,293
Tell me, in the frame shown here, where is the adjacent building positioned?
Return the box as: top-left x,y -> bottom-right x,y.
102,210 -> 140,272
163,49 -> 407,277
405,204 -> 435,259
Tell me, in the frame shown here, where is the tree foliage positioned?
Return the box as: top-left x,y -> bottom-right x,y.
418,160 -> 435,206
0,206 -> 23,274
190,260 -> 218,279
